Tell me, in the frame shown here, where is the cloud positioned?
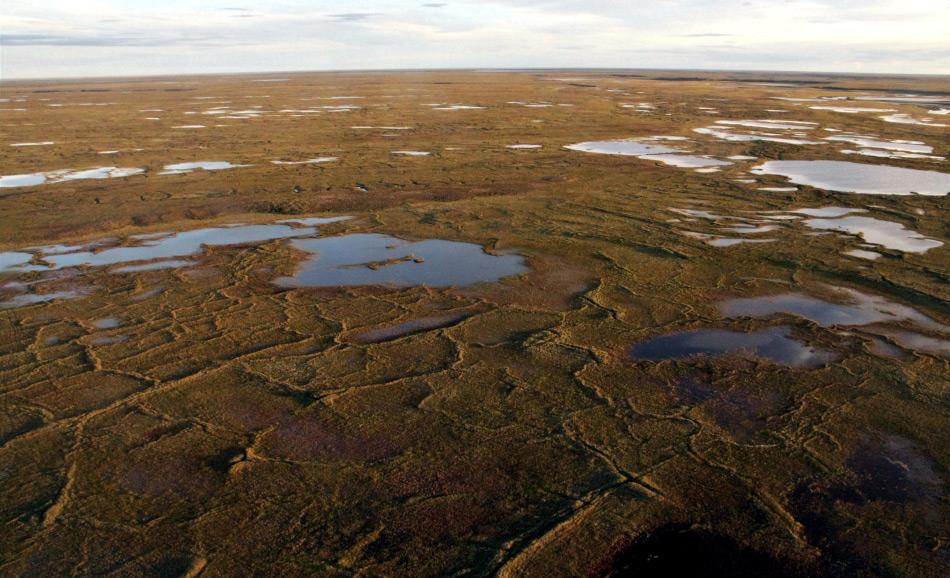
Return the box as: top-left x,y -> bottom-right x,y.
0,31 -> 238,48
0,33 -> 165,47
0,0 -> 947,78
327,12 -> 378,21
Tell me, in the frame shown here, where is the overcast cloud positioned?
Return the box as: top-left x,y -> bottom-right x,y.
1,0 -> 947,79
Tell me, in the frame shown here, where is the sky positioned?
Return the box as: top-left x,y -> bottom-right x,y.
1,0 -> 948,79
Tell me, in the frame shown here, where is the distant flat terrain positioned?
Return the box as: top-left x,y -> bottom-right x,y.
0,70 -> 947,577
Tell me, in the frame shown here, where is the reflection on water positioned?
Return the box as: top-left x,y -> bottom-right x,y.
791,207 -> 864,218
46,224 -> 316,269
0,218 -> 531,308
113,260 -> 193,273
801,216 -> 943,253
565,138 -> 732,169
879,113 -> 947,127
429,104 -> 485,111
809,106 -> 895,113
844,249 -> 882,261
722,288 -> 945,331
159,161 -> 251,175
680,231 -> 777,247
0,223 -> 332,274
824,135 -> 934,154
693,119 -> 823,145
276,216 -> 352,227
721,287 -> 949,358
871,329 -> 950,356
0,252 -> 34,270
752,161 -> 950,196
352,313 -> 471,344
0,167 -> 145,188
0,290 -> 87,309
630,327 -> 835,368
716,119 -> 817,130
276,233 -> 527,288
565,140 -> 681,157
641,154 -> 732,169
271,157 -> 337,165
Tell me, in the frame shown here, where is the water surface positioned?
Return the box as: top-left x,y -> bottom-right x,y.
48,224 -> 316,270
879,113 -> 947,127
430,105 -> 485,111
841,149 -> 943,161
693,126 -> 822,145
722,288 -> 945,331
630,327 -> 834,368
160,161 -> 251,175
276,216 -> 352,227
271,158 -> 337,165
824,135 -> 933,154
0,167 -> 145,188
801,216 -> 943,252
716,120 -> 817,130
791,207 -> 864,218
0,252 -> 34,270
276,233 -> 527,288
809,106 -> 896,113
565,139 -> 732,169
0,224 -> 322,274
642,154 -> 733,169
0,290 -> 86,309
113,260 -> 193,273
752,161 -> 950,196
844,249 -> 882,260
352,313 -> 471,343
565,140 -> 681,156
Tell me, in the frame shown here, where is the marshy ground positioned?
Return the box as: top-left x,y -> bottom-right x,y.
0,70 -> 947,577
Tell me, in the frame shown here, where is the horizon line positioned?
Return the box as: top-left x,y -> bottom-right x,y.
2,65 -> 949,84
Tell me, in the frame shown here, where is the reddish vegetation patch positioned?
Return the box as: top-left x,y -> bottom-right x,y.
260,414 -> 411,462
121,454 -> 220,499
219,397 -> 295,431
669,377 -> 787,442
847,434 -> 942,504
387,495 -> 493,542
